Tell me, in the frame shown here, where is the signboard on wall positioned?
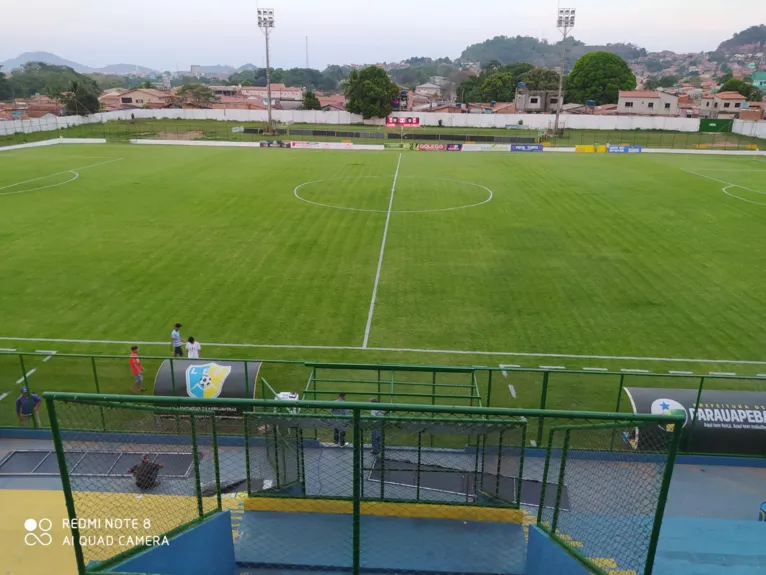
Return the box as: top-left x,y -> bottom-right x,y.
607,145 -> 642,154
511,144 -> 544,152
386,117 -> 420,128
624,387 -> 766,456
417,144 -> 446,151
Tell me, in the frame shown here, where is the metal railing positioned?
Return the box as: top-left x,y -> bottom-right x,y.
44,392 -> 683,575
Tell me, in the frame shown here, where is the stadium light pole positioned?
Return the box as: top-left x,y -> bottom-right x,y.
258,8 -> 275,133
554,7 -> 576,134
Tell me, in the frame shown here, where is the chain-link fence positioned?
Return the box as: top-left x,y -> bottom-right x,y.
44,392 -> 682,575
537,420 -> 681,575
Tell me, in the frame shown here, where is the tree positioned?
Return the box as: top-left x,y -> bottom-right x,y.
644,76 -> 661,90
566,51 -> 636,105
658,75 -> 679,88
176,83 -> 219,106
56,78 -> 101,115
719,79 -> 763,101
344,66 -> 399,119
302,90 -> 321,110
520,67 -> 560,91
481,72 -> 515,101
137,80 -> 155,89
0,66 -> 11,100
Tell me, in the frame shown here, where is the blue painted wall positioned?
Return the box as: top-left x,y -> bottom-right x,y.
525,526 -> 593,575
108,511 -> 235,575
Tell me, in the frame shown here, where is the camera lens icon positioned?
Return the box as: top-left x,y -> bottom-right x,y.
24,518 -> 53,546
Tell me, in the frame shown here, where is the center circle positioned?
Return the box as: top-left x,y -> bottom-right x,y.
293,176 -> 493,213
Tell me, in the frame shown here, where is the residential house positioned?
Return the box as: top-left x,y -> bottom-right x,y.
318,95 -> 345,111
241,84 -> 304,101
467,102 -> 517,114
415,83 -> 442,97
752,72 -> 766,91
115,89 -> 174,108
617,91 -> 679,116
700,91 -> 747,118
514,89 -> 560,114
209,85 -> 240,98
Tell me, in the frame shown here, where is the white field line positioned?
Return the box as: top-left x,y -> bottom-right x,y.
36,350 -> 57,362
621,368 -> 650,373
683,168 -> 766,206
500,364 -> 520,376
508,384 -> 517,399
16,368 -> 37,384
0,158 -> 124,195
0,171 -> 79,197
709,371 -> 736,376
362,152 -> 402,348
3,335 -> 766,366
0,393 -> 8,402
0,347 -> 16,352
583,367 -> 607,372
540,365 -> 565,370
669,371 -> 694,375
758,374 -> 766,378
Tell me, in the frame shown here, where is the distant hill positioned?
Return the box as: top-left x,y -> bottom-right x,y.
0,52 -> 159,74
459,36 -> 646,70
198,65 -> 236,74
717,25 -> 766,53
237,63 -> 258,71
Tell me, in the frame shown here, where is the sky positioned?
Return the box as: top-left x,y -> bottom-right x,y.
1,0 -> 765,71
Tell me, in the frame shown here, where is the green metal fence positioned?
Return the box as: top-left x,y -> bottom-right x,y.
44,392 -> 682,575
3,350 -> 764,459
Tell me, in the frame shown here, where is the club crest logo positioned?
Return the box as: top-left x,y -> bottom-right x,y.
186,363 -> 231,399
650,398 -> 687,432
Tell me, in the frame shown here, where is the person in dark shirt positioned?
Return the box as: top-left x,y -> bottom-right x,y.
127,455 -> 164,490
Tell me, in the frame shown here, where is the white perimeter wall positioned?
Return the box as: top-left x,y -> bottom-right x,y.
1,108 -> 765,138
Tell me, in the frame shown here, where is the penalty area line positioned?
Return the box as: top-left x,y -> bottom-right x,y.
1,336 -> 766,366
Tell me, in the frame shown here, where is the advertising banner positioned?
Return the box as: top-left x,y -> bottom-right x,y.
154,359 -> 261,414
624,387 -> 766,455
386,117 -> 420,128
417,144 -> 446,152
260,140 -> 291,148
576,145 -> 596,153
511,144 -> 544,152
291,141 -> 311,149
384,143 -> 411,150
607,145 -> 643,154
352,144 -> 386,151
446,144 -> 463,151
231,126 -> 245,133
308,142 -> 353,150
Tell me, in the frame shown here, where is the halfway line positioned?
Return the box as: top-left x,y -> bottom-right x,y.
362,152 -> 402,348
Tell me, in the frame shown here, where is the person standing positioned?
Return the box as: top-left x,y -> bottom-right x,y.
185,337 -> 201,359
170,323 -> 183,357
127,455 -> 164,490
16,388 -> 42,427
331,393 -> 349,447
130,345 -> 146,393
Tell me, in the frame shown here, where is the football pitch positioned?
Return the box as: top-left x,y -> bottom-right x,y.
2,143 -> 766,423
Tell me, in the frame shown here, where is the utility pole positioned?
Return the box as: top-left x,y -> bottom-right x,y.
258,8 -> 276,133
554,7 -> 576,135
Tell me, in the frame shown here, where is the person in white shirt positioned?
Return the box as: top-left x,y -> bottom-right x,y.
185,337 -> 201,359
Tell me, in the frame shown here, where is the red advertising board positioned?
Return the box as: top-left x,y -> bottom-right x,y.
417,144 -> 446,151
386,117 -> 420,128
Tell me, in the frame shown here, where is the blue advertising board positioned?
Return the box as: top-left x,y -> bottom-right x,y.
607,145 -> 642,154
510,144 -> 544,152
446,144 -> 463,151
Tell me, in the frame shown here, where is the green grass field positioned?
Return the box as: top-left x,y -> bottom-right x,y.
2,143 -> 766,426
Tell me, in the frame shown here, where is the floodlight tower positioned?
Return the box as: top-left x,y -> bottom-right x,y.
258,8 -> 276,133
554,7 -> 576,134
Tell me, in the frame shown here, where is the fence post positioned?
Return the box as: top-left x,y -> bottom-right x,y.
211,415 -> 222,511
685,377 -> 705,453
190,415 -> 204,518
551,429 -> 571,533
47,397 -> 87,575
352,407 -> 361,575
537,427 -> 557,524
244,361 -> 250,399
644,421 -> 683,575
517,421 -> 527,508
486,370 -> 493,408
536,371 -> 550,446
244,415 -> 252,496
91,357 -> 107,431
170,358 -> 180,432
18,354 -> 29,388
610,374 -> 626,451
416,431 -> 422,501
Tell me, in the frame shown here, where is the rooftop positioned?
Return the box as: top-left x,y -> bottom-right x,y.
715,91 -> 747,100
619,91 -> 661,98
